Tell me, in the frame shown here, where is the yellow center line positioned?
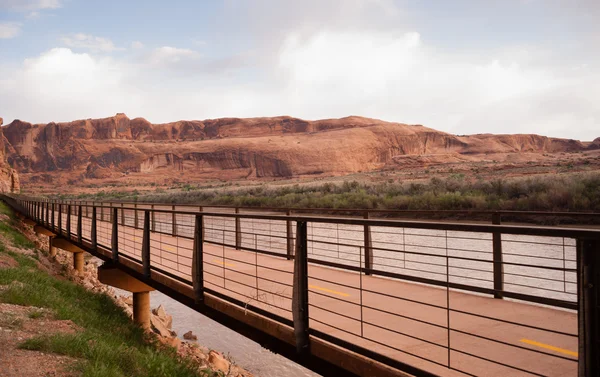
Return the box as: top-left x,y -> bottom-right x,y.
213,259 -> 236,267
309,285 -> 350,297
520,339 -> 578,357
162,245 -> 176,252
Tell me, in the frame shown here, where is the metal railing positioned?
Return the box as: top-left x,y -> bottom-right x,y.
8,196 -> 600,377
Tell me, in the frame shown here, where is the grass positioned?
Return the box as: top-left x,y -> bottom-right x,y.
0,201 -> 220,377
68,172 -> 600,214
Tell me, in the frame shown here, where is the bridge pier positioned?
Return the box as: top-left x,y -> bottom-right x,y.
97,264 -> 155,329
51,238 -> 86,273
32,225 -> 58,257
49,236 -> 57,257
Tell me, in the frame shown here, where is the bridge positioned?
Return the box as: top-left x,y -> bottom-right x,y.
3,196 -> 600,377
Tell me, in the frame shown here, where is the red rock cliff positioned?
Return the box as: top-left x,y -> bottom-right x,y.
0,118 -> 20,193
1,114 -> 595,184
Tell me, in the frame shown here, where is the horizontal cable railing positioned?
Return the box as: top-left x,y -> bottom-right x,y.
9,196 -> 600,377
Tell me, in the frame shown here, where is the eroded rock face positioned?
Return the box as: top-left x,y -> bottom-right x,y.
0,118 -> 20,193
2,113 -> 596,187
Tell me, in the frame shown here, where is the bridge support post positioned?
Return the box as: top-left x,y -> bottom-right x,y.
578,238 -> 600,377
192,214 -> 204,303
133,291 -> 150,329
51,238 -> 86,273
492,213 -> 504,299
98,264 -> 155,330
73,251 -> 84,273
292,221 -> 310,357
49,236 -> 57,257
363,212 -> 373,275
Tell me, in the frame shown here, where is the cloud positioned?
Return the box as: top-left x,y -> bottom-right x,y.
0,22 -> 21,38
0,0 -> 598,141
0,0 -> 61,11
60,33 -> 123,52
144,46 -> 201,71
0,48 -> 140,122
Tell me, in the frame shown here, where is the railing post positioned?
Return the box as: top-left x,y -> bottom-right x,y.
58,204 -> 63,235
235,207 -> 241,250
66,204 -> 72,238
121,203 -> 125,225
364,212 -> 373,275
37,201 -> 41,223
192,214 -> 204,303
578,238 -> 600,377
172,205 -> 177,236
492,212 -> 503,299
51,203 -> 55,230
286,210 -> 294,260
91,207 -> 97,250
77,205 -> 82,244
111,207 -> 119,263
151,204 -> 156,232
46,202 -> 49,226
142,210 -> 151,278
292,221 -> 310,357
134,203 -> 139,229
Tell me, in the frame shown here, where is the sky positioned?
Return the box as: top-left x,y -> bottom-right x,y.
0,0 -> 598,140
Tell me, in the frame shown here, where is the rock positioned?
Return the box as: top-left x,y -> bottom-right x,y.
150,314 -> 172,338
122,295 -> 133,306
166,336 -> 181,349
183,330 -> 197,341
208,350 -> 230,374
0,118 -> 19,193
151,304 -> 172,329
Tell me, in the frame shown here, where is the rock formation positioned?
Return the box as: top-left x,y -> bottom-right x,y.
2,113 -> 597,188
0,118 -> 20,193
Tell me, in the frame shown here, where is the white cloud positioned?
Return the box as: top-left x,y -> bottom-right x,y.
0,22 -> 20,38
0,0 -> 61,11
144,46 -> 201,71
0,48 -> 141,122
60,33 -> 123,52
26,11 -> 40,19
1,0 -> 598,142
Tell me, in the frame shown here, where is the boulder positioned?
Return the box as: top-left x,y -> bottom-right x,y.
151,304 -> 172,329
150,314 -> 172,338
208,350 -> 230,374
183,330 -> 197,341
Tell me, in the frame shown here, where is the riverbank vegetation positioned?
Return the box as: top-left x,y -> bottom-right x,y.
71,172 -> 600,213
0,202 -> 218,377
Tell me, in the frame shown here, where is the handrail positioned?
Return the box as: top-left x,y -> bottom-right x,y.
11,194 -> 600,217
7,195 -> 600,377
